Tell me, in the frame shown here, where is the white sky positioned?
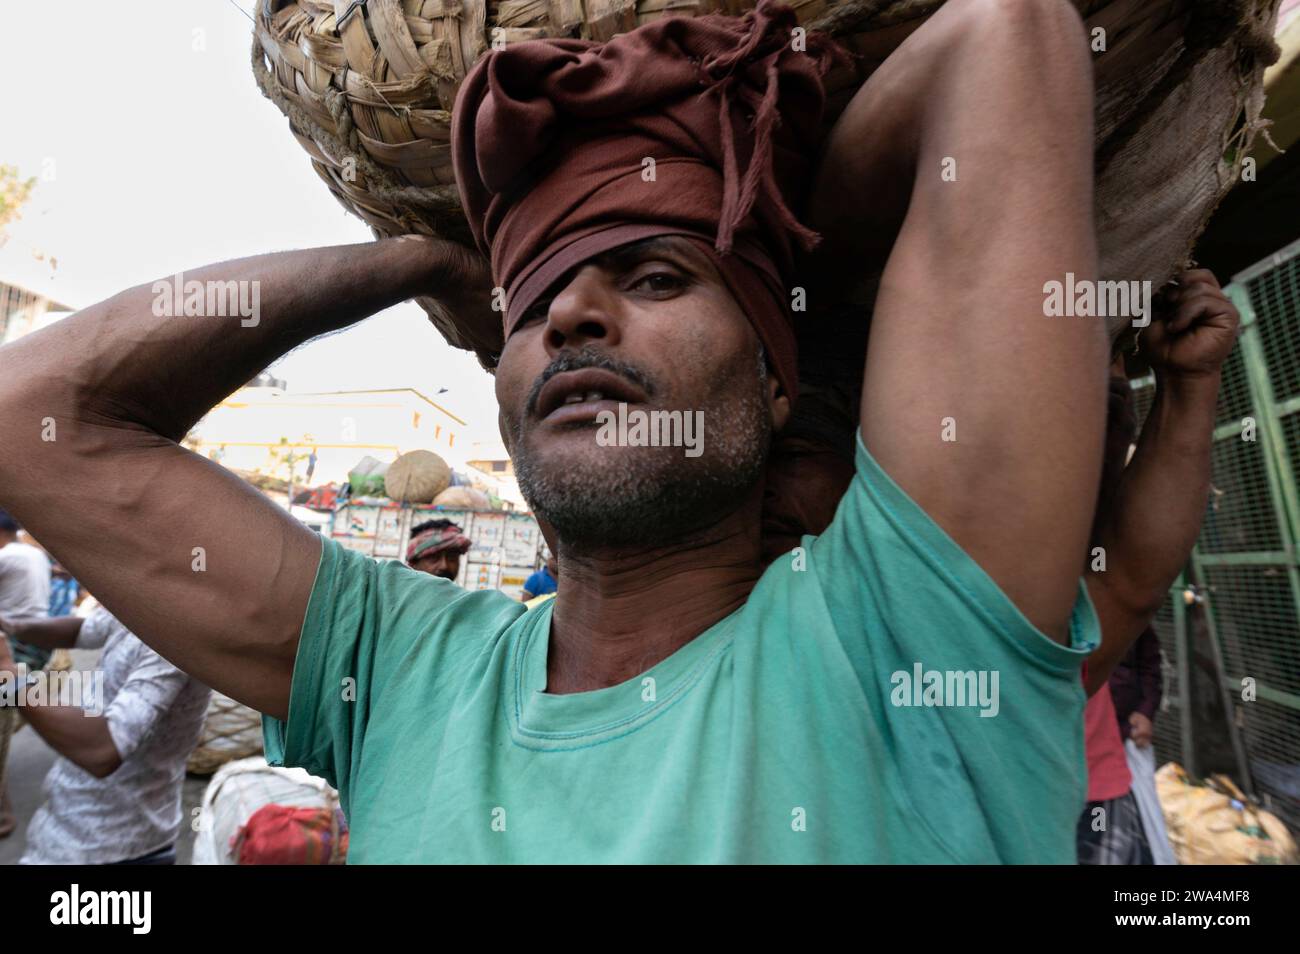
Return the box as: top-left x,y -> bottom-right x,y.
0,0 -> 502,447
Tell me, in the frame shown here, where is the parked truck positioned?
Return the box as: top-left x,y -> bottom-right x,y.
325,499 -> 545,600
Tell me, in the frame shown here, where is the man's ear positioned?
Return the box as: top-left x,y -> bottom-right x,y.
769,375 -> 791,434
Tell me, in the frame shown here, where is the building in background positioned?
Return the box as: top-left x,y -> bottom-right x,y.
0,277 -> 71,344
466,440 -> 526,509
188,382 -> 525,508
0,244 -> 75,345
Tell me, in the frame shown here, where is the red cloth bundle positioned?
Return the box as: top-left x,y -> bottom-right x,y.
232,804 -> 348,865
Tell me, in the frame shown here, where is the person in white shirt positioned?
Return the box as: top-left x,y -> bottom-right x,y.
0,509 -> 51,644
0,507 -> 51,838
0,605 -> 211,863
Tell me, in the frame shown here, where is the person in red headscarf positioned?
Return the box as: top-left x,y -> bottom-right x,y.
0,0 -> 1233,863
406,519 -> 472,582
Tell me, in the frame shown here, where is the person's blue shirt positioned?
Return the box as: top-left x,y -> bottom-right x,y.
523,566 -> 557,598
49,575 -> 82,617
10,571 -> 79,671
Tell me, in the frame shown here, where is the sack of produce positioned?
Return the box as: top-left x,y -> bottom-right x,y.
385,448 -> 452,503
1155,762 -> 1299,865
432,485 -> 492,510
232,803 -> 349,865
192,755 -> 344,864
347,454 -> 390,498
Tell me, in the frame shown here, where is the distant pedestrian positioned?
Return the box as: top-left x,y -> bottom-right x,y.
48,562 -> 83,619
0,607 -> 211,864
0,507 -> 51,838
406,519 -> 472,582
522,555 -> 558,602
0,508 -> 51,669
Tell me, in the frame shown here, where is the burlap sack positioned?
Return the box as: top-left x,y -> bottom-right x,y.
385,448 -> 452,503
432,485 -> 492,509
1155,762 -> 1299,865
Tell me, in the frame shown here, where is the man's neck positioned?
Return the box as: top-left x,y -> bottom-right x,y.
545,497 -> 765,695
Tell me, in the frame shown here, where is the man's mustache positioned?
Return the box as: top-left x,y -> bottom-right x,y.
524,346 -> 657,419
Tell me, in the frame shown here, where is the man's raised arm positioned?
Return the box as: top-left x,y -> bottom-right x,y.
0,236 -> 490,719
1085,270 -> 1239,691
805,0 -> 1108,641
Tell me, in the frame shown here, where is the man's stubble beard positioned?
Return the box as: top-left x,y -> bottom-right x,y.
511,346 -> 772,549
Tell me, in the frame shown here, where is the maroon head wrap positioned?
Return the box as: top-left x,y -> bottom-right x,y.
451,0 -> 852,399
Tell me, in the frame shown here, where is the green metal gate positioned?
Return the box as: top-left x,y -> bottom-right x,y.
1132,237 -> 1300,830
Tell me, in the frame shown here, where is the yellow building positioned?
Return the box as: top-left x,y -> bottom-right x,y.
190,383 -> 526,508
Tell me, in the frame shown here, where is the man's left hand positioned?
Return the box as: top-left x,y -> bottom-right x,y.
1144,269 -> 1240,379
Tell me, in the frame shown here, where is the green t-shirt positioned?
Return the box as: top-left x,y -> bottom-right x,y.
266,435 -> 1098,863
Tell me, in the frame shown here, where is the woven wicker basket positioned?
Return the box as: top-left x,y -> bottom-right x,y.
187,691 -> 266,776
254,0 -> 1282,367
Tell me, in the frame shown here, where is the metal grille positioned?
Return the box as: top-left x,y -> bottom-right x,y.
1201,562 -> 1300,831
1201,435 -> 1284,553
1284,412 -> 1300,516
1247,252 -> 1300,406
1204,565 -> 1300,698
1213,346 -> 1255,431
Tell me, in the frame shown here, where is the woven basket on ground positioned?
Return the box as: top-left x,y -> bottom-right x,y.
187,691 -> 266,776
254,0 -> 1282,368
